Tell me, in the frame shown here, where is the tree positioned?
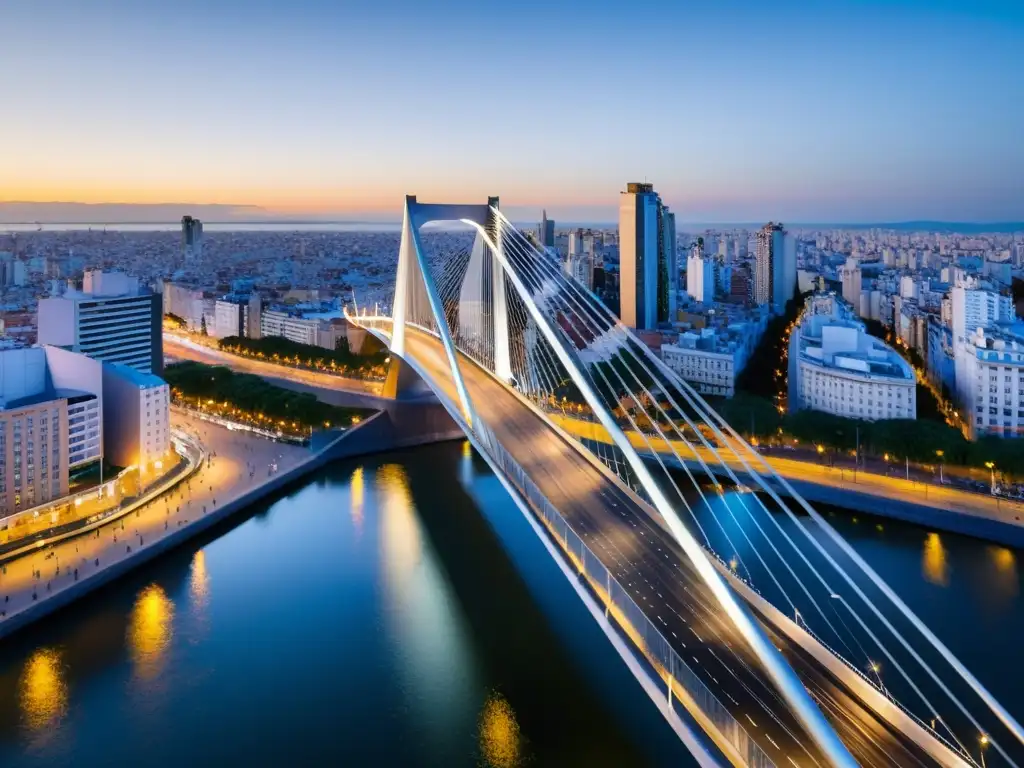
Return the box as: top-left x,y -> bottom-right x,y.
200,315 -> 208,336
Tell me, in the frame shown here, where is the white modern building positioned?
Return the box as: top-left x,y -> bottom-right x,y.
789,294 -> 916,421
101,363 -> 171,469
839,258 -> 862,309
661,318 -> 765,398
213,298 -> 250,339
686,250 -> 715,303
38,270 -> 162,374
951,286 -> 1012,342
0,346 -> 105,518
260,310 -> 321,346
162,281 -> 208,330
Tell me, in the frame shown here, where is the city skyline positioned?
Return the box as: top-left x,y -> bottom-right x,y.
3,0 -> 1022,222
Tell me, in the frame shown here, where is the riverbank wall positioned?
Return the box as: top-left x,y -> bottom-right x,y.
0,399 -> 463,641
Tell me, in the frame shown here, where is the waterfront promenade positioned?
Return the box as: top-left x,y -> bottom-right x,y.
0,410 -> 310,639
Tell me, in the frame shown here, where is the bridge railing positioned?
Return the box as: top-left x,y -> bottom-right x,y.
473,420 -> 775,768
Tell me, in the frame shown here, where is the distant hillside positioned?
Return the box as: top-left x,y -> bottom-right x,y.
0,201 -> 270,224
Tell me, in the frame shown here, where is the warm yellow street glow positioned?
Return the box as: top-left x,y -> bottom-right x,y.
19,648 -> 67,733
922,533 -> 950,587
479,692 -> 522,768
351,466 -> 365,534
190,550 -> 210,610
129,584 -> 175,680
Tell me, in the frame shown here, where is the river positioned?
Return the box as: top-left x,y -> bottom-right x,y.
0,441 -> 1021,766
0,442 -> 691,767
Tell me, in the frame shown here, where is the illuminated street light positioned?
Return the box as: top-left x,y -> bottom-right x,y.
985,461 -> 996,494
935,450 -> 944,484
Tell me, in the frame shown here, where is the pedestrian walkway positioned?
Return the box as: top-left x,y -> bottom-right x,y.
0,411 -> 310,633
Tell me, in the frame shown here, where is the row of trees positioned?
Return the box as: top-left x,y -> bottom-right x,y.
218,334 -> 388,379
164,361 -> 371,433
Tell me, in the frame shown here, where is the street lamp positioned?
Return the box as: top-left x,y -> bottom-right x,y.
980,733 -> 989,768
985,461 -> 996,495
935,450 -> 944,484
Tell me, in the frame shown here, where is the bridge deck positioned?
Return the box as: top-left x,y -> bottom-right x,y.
402,328 -> 941,768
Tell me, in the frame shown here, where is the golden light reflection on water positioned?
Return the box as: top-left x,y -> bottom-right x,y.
987,546 -> 1019,599
461,440 -> 474,485
479,692 -> 522,768
19,648 -> 67,733
378,464 -> 419,581
190,550 -> 210,611
129,584 -> 174,680
922,533 -> 950,587
351,466 -> 365,535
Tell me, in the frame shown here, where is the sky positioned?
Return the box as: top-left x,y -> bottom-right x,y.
2,0 -> 1022,223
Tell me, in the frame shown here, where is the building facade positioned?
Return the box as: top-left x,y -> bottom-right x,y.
754,222 -> 796,314
38,270 -> 162,374
101,363 -> 171,469
0,346 -> 109,519
538,210 -> 555,249
618,182 -> 676,329
788,294 -> 916,421
213,298 -> 250,339
839,258 -> 862,310
181,215 -> 204,261
260,310 -> 321,346
686,250 -> 714,303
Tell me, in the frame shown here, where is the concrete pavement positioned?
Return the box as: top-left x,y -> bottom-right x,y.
0,411 -> 310,637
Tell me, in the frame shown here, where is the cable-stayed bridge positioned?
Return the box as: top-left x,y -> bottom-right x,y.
347,196 -> 1022,768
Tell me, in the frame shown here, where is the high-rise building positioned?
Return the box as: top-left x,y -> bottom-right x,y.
618,182 -> 675,329
181,215 -> 204,261
686,249 -> 714,303
839,257 -> 862,310
754,222 -> 796,314
951,286 -> 1012,342
538,210 -> 555,249
37,269 -> 163,374
247,293 -> 263,339
660,207 -> 677,322
567,228 -> 585,261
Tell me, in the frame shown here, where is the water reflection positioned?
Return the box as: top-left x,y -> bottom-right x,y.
922,532 -> 950,587
190,550 -> 210,611
479,691 -> 522,768
461,440 -> 474,486
128,584 -> 174,680
350,466 -> 365,537
987,546 -> 1019,601
377,462 -> 481,756
19,648 -> 67,735
378,464 -> 419,579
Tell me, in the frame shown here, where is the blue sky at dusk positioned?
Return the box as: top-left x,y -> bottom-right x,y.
2,0 -> 1022,223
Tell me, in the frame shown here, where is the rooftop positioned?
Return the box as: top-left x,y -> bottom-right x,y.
106,362 -> 166,389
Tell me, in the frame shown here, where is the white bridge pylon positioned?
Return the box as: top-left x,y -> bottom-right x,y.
391,195 -> 511,424
370,195 -> 1020,768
